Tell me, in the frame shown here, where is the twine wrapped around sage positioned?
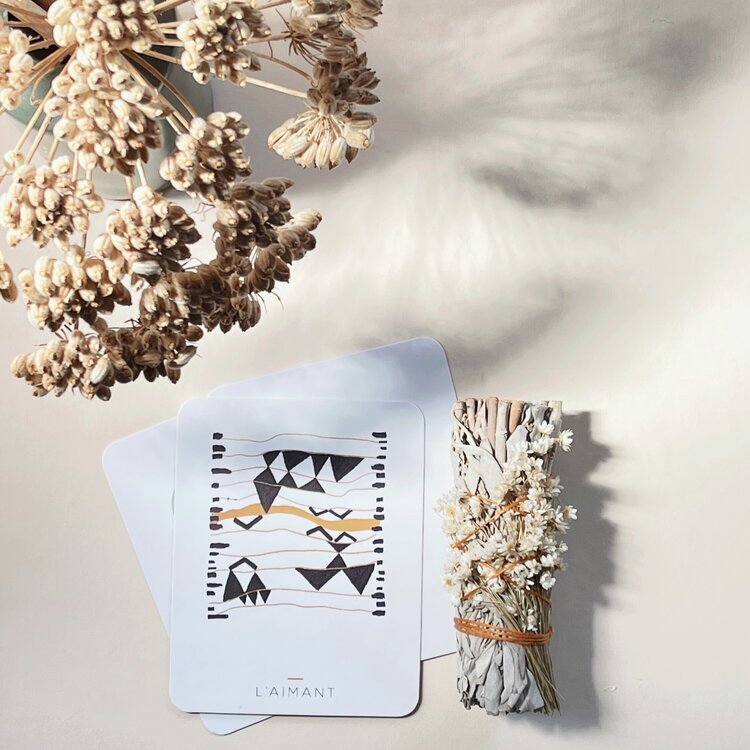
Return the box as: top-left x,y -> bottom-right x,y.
439,397 -> 575,715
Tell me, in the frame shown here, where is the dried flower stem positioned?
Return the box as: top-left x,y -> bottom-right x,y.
257,0 -> 290,9
24,112 -> 51,162
254,52 -> 310,80
11,83 -> 54,155
243,75 -> 307,99
153,0 -> 190,14
124,50 -> 198,121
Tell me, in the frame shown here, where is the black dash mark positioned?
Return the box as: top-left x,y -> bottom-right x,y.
208,572 -> 217,578
376,473 -> 385,479
213,432 -> 223,440
372,526 -> 382,532
372,592 -> 385,599
376,601 -> 386,608
210,507 -> 223,513
372,432 -> 387,439
213,445 -> 226,453
374,547 -> 383,553
212,454 -> 223,460
206,590 -> 215,596
207,583 -> 221,588
372,482 -> 385,489
210,524 -> 222,531
376,506 -> 384,513
208,614 -> 229,619
212,482 -> 219,489
372,610 -> 385,617
210,542 -> 230,548
371,463 -> 384,471
212,468 -> 231,475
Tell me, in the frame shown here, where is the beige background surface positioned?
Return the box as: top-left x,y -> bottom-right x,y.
2,1 -> 749,748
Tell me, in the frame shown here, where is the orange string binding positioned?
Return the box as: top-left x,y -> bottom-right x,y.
454,617 -> 553,646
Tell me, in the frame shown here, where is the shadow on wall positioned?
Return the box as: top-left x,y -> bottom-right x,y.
526,411 -> 615,730
216,0 -> 750,209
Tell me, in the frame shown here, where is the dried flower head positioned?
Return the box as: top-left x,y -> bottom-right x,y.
2,0 -> 381,400
268,48 -> 378,168
94,186 -> 200,281
0,156 -> 103,248
48,0 -> 164,55
0,20 -> 34,110
46,50 -> 168,175
160,111 -> 251,202
18,247 -> 131,331
177,0 -> 270,85
10,329 -> 113,399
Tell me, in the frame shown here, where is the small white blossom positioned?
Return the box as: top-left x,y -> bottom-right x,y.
558,429 -> 574,452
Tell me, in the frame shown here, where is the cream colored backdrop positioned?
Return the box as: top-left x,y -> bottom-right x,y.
1,1 -> 748,748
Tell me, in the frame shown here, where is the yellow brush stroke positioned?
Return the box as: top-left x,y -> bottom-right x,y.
216,503 -> 378,532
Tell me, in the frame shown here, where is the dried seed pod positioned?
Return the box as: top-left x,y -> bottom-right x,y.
94,186 -> 200,282
17,246 -> 131,332
268,46 -> 378,168
0,248 -> 17,302
10,329 -> 112,399
160,111 -> 251,202
177,0 -> 271,85
48,0 -> 165,56
46,49 -> 169,176
0,21 -> 35,111
0,157 -> 104,249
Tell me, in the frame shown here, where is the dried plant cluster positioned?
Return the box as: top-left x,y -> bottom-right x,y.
0,0 -> 382,399
441,398 -> 575,715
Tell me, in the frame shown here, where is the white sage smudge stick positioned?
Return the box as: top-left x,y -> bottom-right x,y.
439,397 -> 575,714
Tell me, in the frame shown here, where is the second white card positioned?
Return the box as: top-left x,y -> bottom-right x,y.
170,398 -> 425,716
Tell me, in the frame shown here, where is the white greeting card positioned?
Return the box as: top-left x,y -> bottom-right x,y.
102,337 -> 455,732
170,398 -> 425,716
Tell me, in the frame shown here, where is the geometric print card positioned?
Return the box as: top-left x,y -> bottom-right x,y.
170,398 -> 425,716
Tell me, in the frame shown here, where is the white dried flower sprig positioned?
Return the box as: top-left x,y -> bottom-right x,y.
439,425 -> 575,608
0,0 -> 381,399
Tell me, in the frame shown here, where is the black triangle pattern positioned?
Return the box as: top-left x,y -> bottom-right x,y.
295,555 -> 374,594
251,451 -> 365,511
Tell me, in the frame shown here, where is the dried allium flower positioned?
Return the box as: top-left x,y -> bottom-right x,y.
160,111 -> 251,202
0,248 -> 17,302
177,0 -> 270,85
268,49 -> 378,168
46,50 -> 168,175
94,186 -> 200,281
0,21 -> 34,110
0,156 -> 104,248
10,329 -> 113,399
18,247 -> 131,331
48,0 -> 164,55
